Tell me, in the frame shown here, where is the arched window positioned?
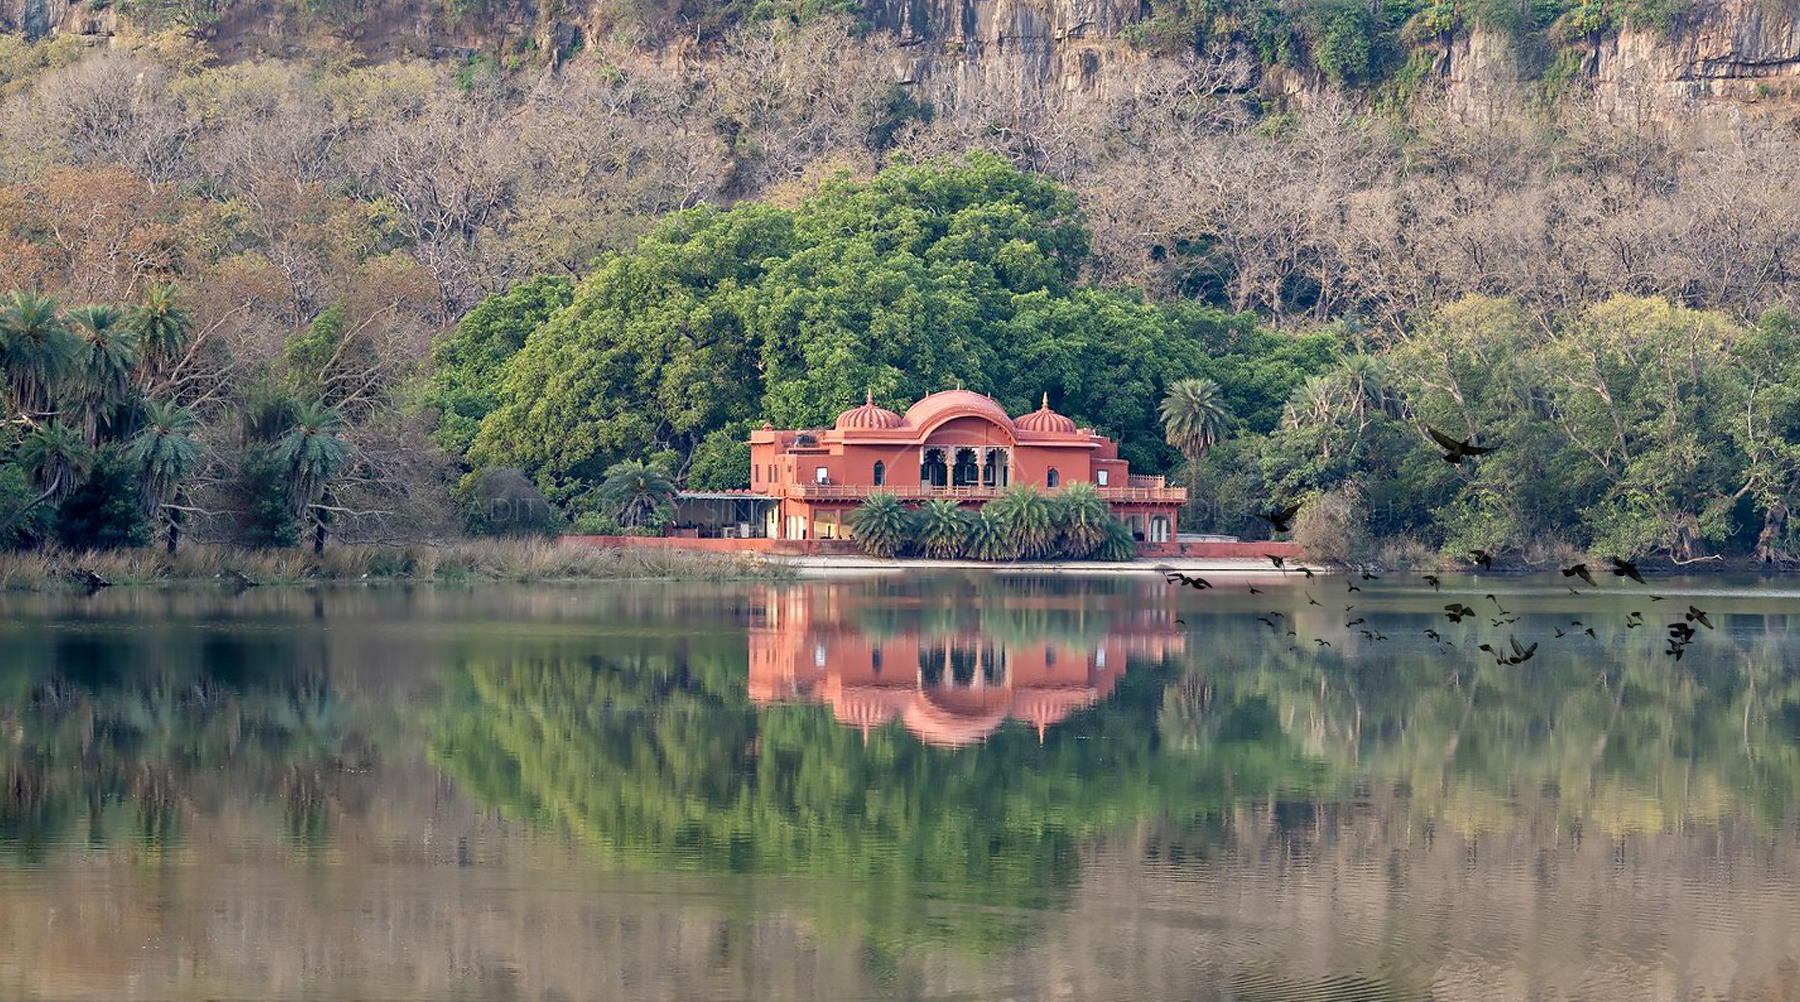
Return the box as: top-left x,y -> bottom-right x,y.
1046,468 -> 1060,488
873,461 -> 885,486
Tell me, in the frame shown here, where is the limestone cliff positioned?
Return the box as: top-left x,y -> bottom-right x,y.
5,0 -> 1800,124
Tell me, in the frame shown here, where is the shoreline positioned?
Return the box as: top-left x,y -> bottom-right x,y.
776,555 -> 1304,575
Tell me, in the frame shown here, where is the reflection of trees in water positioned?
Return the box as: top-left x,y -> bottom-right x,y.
0,631 -> 362,860
1161,617 -> 1800,833
428,636 -> 1323,956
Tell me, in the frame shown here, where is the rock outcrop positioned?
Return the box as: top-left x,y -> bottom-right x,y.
5,0 -> 1800,125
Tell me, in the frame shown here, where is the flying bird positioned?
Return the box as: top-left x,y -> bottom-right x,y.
1306,593 -> 1322,606
1667,622 -> 1696,643
1428,425 -> 1500,464
1561,563 -> 1597,587
1444,603 -> 1477,623
1266,555 -> 1286,569
1425,426 -> 1497,464
1469,549 -> 1493,571
1249,586 -> 1264,595
1258,617 -> 1279,630
1360,569 -> 1380,581
1609,556 -> 1646,584
1166,572 -> 1213,590
1255,501 -> 1304,533
1315,639 -> 1332,647
1686,606 -> 1714,629
1347,582 -> 1361,593
1507,636 -> 1538,664
1422,574 -> 1441,591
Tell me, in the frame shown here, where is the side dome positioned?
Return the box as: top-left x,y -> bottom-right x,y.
835,390 -> 904,431
1015,394 -> 1077,434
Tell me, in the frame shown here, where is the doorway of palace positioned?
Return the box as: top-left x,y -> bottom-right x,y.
920,448 -> 948,487
951,448 -> 981,487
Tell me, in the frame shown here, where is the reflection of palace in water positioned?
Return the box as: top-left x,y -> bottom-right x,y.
747,586 -> 1184,746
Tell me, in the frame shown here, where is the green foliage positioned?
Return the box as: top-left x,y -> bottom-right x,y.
686,422 -> 754,490
464,160 -> 1337,493
238,448 -> 301,548
54,448 -> 150,550
283,305 -> 348,402
425,275 -> 574,460
1224,293 -> 1788,563
0,463 -> 53,549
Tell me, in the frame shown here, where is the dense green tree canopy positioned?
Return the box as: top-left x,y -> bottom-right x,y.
460,156 -> 1333,493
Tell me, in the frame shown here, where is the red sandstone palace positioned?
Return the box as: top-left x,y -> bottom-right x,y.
745,389 -> 1186,545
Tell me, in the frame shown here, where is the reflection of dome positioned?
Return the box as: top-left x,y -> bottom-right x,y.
901,390 -> 1015,433
835,390 -> 904,431
903,690 -> 1014,747
1015,393 -> 1077,435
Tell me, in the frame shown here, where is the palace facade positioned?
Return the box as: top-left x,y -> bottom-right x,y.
747,389 -> 1186,544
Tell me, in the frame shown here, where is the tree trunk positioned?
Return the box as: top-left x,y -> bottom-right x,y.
166,519 -> 180,555
313,519 -> 326,555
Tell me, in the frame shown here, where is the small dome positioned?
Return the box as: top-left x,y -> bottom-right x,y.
835,390 -> 904,431
1015,393 -> 1077,434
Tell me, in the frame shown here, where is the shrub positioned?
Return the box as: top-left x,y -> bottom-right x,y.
54,449 -> 149,550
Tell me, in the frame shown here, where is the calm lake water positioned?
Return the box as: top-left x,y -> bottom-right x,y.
3,572 -> 1800,1002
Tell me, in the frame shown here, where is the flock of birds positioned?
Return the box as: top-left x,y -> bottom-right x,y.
1162,427 -> 1719,664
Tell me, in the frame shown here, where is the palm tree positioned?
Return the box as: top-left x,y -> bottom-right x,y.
1159,377 -> 1230,466
848,492 -> 911,557
912,499 -> 969,559
70,304 -> 140,442
964,508 -> 1017,561
1053,481 -> 1111,558
272,401 -> 350,551
598,459 -> 676,531
1095,516 -> 1139,562
0,422 -> 96,539
986,484 -> 1056,559
0,290 -> 82,419
129,283 -> 193,387
126,401 -> 202,553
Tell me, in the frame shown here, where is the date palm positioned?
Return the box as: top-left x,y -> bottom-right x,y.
598,459 -> 676,530
964,508 -> 1017,561
126,401 -> 202,552
273,400 -> 350,522
71,304 -> 140,442
129,282 -> 193,385
986,484 -> 1056,559
0,422 -> 96,539
1095,516 -> 1138,562
1159,377 -> 1230,465
1053,481 -> 1111,557
848,491 -> 910,557
913,499 -> 969,559
0,290 -> 82,420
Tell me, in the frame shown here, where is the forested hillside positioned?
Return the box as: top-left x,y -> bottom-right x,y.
1,3 -> 1798,562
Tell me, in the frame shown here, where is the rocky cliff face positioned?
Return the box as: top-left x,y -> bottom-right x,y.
1435,0 -> 1800,123
6,0 -> 1800,125
865,0 -> 1156,104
